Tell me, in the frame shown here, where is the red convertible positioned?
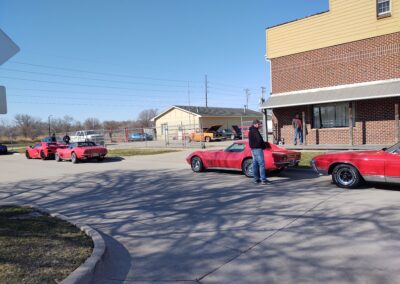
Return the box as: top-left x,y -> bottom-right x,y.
311,142 -> 400,188
55,141 -> 107,163
186,141 -> 301,177
25,142 -> 65,160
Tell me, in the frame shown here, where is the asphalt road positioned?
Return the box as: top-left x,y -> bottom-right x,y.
1,152 -> 400,284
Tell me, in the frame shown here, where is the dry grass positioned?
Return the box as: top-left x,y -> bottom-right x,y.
0,206 -> 93,284
298,151 -> 326,168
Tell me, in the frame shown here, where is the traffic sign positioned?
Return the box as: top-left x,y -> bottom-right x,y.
0,86 -> 7,114
0,28 -> 20,65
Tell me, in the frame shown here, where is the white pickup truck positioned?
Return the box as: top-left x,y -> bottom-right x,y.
69,130 -> 105,145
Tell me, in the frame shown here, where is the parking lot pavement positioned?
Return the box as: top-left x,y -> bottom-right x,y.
1,153 -> 400,283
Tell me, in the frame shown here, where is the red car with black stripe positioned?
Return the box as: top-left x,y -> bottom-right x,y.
186,141 -> 301,177
25,142 -> 65,160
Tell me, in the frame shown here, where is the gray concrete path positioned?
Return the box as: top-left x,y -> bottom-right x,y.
1,152 -> 400,283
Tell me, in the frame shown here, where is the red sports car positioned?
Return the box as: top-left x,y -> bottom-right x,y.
55,141 -> 107,163
25,142 -> 66,160
311,142 -> 400,188
186,141 -> 301,177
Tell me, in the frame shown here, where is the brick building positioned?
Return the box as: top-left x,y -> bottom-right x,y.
262,0 -> 400,146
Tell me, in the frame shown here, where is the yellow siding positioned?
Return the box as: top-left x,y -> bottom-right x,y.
155,108 -> 200,129
267,0 -> 400,58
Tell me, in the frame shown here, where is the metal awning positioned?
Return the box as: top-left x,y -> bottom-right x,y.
262,80 -> 400,109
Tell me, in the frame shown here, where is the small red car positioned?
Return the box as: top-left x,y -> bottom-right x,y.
311,142 -> 400,188
186,141 -> 301,177
55,141 -> 107,163
25,142 -> 65,160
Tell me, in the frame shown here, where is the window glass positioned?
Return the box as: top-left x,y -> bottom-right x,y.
377,0 -> 390,15
225,143 -> 245,152
313,102 -> 353,129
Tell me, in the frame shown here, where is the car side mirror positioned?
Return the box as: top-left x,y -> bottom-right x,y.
382,147 -> 387,151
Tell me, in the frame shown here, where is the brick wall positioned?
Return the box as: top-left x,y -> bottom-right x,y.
273,97 -> 400,145
271,32 -> 400,94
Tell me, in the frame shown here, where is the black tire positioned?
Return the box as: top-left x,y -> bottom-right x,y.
205,136 -> 211,143
332,164 -> 362,189
55,152 -> 61,162
242,158 -> 253,178
191,156 -> 204,172
40,150 -> 47,160
25,150 -> 31,159
71,152 -> 78,164
97,156 -> 104,162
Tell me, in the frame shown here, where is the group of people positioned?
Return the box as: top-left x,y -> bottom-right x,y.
248,114 -> 303,185
50,132 -> 71,144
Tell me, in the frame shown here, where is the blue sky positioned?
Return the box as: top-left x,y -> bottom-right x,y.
0,0 -> 328,122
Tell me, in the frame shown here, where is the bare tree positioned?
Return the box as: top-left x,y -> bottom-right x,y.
137,109 -> 158,127
83,117 -> 102,130
14,114 -> 44,139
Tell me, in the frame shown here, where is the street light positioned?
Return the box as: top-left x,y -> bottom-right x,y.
48,115 -> 53,137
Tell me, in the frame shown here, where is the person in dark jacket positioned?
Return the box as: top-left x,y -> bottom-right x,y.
248,120 -> 270,184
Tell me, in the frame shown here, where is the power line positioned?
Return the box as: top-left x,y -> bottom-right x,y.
9,60 -> 203,84
0,67 -> 204,89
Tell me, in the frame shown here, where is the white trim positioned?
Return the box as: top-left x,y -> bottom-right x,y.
271,78 -> 400,97
266,93 -> 400,109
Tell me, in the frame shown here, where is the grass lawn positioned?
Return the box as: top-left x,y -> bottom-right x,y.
0,206 -> 93,284
298,151 -> 326,168
107,148 -> 180,157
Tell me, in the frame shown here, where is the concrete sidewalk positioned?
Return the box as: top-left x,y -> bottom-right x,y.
1,152 -> 400,283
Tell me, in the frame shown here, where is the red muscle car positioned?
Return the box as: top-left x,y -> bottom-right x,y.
186,141 -> 301,177
55,141 -> 107,163
25,142 -> 65,160
311,142 -> 400,188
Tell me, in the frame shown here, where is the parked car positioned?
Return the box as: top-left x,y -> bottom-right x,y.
186,141 -> 301,177
0,144 -> 7,154
129,133 -> 153,141
311,142 -> 400,188
55,141 -> 107,163
188,125 -> 226,142
70,130 -> 105,145
25,142 -> 66,160
217,127 -> 241,140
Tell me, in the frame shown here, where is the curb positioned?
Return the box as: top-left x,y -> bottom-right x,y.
0,202 -> 106,284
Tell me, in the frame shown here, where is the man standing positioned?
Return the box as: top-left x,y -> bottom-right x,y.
248,120 -> 270,184
292,114 -> 303,145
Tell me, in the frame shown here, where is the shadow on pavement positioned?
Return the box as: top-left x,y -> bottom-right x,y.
0,168 -> 399,283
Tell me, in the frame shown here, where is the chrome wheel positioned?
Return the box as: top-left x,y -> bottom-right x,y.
332,164 -> 362,189
191,157 -> 203,172
242,159 -> 253,178
55,152 -> 61,162
71,152 -> 78,164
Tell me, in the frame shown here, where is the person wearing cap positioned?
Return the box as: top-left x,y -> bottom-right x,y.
248,120 -> 270,184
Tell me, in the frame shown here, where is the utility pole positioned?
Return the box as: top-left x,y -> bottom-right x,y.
205,75 -> 208,108
244,88 -> 250,109
260,87 -> 268,141
187,81 -> 191,106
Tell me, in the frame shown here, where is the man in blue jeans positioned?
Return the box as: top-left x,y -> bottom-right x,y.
292,114 -> 303,145
248,120 -> 270,185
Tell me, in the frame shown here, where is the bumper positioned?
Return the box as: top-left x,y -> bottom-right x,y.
311,160 -> 328,175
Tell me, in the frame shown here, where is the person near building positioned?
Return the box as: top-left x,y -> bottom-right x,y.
292,114 -> 303,145
248,120 -> 270,184
63,133 -> 71,144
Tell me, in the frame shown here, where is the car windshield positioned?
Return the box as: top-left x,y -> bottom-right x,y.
384,142 -> 400,153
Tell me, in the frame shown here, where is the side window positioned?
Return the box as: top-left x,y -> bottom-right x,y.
34,143 -> 41,148
225,143 -> 246,152
377,0 -> 391,17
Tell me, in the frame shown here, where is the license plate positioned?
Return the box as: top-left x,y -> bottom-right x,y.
91,153 -> 99,157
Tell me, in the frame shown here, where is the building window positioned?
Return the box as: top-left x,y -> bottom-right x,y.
377,0 -> 391,17
313,102 -> 354,129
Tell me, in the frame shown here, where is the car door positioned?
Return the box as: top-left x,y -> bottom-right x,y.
31,143 -> 41,158
384,144 -> 400,184
215,143 -> 246,169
